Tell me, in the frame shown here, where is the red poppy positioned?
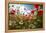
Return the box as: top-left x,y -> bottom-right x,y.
11,9 -> 15,15
34,4 -> 39,9
31,9 -> 43,16
38,10 -> 43,16
31,10 -> 34,14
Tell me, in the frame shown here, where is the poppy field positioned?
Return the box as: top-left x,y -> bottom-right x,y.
8,3 -> 43,30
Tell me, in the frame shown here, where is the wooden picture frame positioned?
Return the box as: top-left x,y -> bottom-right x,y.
5,0 -> 45,33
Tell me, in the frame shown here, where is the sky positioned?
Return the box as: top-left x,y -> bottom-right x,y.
9,4 -> 34,10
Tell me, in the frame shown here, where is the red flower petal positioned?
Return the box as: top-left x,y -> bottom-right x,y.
31,10 -> 34,14
11,9 -> 15,15
34,4 -> 39,9
38,10 -> 43,16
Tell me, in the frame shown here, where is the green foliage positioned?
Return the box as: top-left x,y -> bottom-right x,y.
8,13 -> 43,30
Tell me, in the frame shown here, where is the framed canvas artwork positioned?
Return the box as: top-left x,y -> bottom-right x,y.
5,0 -> 45,33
